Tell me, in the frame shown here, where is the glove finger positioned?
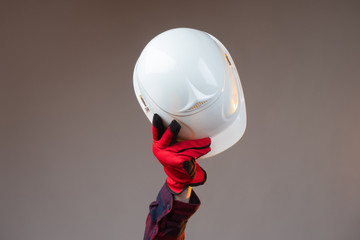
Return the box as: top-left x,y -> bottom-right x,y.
169,123 -> 180,146
170,137 -> 211,153
178,144 -> 211,159
158,120 -> 181,148
190,164 -> 207,186
182,158 -> 196,179
152,114 -> 165,141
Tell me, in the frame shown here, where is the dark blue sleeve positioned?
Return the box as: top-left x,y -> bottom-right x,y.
143,184 -> 201,240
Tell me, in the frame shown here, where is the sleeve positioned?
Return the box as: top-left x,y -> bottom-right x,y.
143,183 -> 201,240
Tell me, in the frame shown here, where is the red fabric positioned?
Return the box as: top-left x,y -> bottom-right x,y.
152,114 -> 211,194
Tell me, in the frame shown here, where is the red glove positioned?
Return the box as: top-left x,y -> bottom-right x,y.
152,114 -> 211,195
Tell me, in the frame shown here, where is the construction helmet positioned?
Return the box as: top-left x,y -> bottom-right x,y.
133,28 -> 246,158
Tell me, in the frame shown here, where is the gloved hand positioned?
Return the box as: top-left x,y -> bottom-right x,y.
152,114 -> 211,195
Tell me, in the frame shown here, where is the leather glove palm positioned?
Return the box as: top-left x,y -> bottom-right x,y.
152,114 -> 211,195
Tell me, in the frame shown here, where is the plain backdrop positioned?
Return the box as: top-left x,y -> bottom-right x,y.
1,0 -> 360,239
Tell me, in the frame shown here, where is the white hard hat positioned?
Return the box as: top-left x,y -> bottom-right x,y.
133,28 -> 246,158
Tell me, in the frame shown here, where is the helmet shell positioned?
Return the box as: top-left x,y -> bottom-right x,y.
133,28 -> 246,158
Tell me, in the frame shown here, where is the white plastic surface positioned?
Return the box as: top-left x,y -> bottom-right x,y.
133,28 -> 246,158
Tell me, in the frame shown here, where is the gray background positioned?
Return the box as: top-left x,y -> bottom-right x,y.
1,0 -> 360,239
